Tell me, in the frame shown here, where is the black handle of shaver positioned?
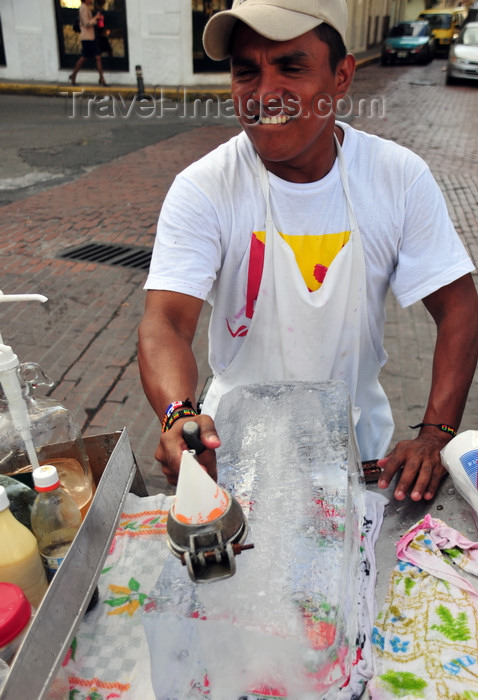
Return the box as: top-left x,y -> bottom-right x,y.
182,420 -> 205,455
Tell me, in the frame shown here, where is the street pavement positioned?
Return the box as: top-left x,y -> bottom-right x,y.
0,57 -> 477,496
0,49 -> 379,207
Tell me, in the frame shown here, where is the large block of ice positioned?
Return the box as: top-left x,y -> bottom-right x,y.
143,381 -> 366,699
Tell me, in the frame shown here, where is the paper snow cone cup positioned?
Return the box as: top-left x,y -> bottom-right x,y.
167,451 -> 249,582
174,449 -> 229,524
441,430 -> 478,513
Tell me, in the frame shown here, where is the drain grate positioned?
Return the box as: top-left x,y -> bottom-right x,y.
59,242 -> 152,270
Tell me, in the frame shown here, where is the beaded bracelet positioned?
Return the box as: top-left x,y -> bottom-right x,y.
409,422 -> 457,437
162,399 -> 197,433
163,407 -> 197,432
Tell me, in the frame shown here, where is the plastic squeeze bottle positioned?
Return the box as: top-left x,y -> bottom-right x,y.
0,485 -> 48,609
0,582 -> 33,664
30,465 -> 82,582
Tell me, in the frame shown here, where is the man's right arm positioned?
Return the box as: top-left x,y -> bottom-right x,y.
137,289 -> 220,484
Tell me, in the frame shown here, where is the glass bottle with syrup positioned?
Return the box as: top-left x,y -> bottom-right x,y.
0,342 -> 95,519
31,465 -> 83,581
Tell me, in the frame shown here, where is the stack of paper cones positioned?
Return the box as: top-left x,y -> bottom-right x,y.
174,450 -> 229,524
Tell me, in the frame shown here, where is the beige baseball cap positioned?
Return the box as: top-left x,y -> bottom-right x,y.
203,0 -> 348,61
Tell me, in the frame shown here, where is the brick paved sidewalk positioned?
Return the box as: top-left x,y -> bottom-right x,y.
1,124 -> 240,492
1,59 -> 477,494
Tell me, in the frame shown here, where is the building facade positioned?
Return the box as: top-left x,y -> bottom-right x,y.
0,0 -> 433,88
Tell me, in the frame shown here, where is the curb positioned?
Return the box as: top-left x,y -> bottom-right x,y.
0,54 -> 380,99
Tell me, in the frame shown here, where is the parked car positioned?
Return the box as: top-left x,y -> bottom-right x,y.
381,21 -> 435,65
446,21 -> 478,83
418,7 -> 467,54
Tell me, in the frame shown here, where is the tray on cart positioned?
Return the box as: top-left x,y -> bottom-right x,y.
0,428 -> 147,700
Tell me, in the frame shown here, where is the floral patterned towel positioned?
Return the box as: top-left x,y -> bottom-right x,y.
63,492 -> 173,700
369,515 -> 478,699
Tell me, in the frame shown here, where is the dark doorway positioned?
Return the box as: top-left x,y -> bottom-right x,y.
193,0 -> 232,73
0,16 -> 6,66
54,0 -> 129,72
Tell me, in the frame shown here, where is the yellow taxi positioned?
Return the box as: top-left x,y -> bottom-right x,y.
418,6 -> 467,53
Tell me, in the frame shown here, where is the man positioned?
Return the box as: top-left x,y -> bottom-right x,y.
138,0 -> 478,502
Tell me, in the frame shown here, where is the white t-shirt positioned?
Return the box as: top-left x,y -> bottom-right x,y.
145,123 -> 474,377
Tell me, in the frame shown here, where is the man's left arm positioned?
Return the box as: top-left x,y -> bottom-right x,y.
378,273 -> 478,501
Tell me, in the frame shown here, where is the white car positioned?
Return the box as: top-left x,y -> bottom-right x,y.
446,21 -> 478,84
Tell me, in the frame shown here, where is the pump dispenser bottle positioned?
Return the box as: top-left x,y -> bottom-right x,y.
0,291 -> 95,517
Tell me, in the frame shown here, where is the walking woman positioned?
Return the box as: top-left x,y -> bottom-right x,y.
69,0 -> 108,86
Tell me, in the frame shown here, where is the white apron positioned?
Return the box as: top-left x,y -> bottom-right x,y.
202,136 -> 394,460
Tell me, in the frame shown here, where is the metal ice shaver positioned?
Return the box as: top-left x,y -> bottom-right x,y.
166,421 -> 253,583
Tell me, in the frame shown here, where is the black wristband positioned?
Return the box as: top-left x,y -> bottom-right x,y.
409,422 -> 457,437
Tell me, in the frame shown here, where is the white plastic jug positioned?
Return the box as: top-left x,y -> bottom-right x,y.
441,430 -> 478,515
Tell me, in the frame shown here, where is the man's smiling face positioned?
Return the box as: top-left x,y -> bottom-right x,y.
230,23 -> 354,183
